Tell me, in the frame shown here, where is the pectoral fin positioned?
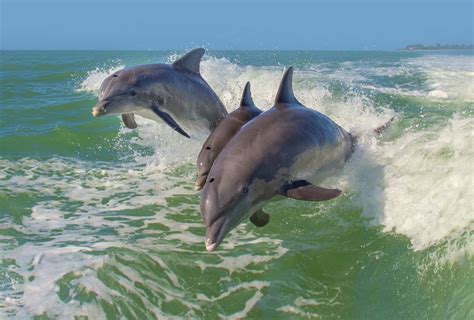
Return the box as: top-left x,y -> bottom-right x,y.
250,209 -> 270,227
280,180 -> 341,201
121,113 -> 138,129
151,105 -> 190,138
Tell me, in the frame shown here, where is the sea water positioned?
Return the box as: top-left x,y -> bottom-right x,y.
0,50 -> 473,319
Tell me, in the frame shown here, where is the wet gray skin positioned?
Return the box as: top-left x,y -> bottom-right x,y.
195,82 -> 262,190
91,48 -> 228,138
200,67 -> 355,252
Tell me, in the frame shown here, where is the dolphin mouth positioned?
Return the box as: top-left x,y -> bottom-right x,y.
92,101 -> 110,117
205,239 -> 218,252
194,173 -> 209,191
205,215 -> 228,252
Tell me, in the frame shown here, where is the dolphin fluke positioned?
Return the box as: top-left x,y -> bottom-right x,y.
240,82 -> 255,108
275,67 -> 299,105
172,48 -> 205,74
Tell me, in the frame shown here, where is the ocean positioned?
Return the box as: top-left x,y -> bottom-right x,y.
0,50 -> 472,319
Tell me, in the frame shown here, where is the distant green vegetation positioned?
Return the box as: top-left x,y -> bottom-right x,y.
401,43 -> 474,50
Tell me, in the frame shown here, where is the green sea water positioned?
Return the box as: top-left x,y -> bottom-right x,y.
0,50 -> 473,319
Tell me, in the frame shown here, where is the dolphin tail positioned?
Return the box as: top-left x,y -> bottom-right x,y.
374,116 -> 395,135
351,116 -> 396,146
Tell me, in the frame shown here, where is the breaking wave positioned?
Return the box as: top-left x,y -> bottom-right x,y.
74,53 -> 472,252
2,51 -> 472,318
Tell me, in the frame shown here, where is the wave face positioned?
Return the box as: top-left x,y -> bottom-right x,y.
1,50 -> 473,319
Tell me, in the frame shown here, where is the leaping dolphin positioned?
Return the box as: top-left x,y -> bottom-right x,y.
91,48 -> 228,138
195,82 -> 262,190
200,67 -> 354,252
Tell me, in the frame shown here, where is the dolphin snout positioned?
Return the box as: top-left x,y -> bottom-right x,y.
194,173 -> 209,191
92,101 -> 110,117
205,238 -> 218,252
205,215 -> 227,252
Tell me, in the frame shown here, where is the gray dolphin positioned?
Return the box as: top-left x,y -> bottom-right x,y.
91,48 -> 228,138
195,82 -> 262,191
200,67 -> 354,252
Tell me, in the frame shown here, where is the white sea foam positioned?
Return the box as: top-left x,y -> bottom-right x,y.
316,54 -> 474,102
346,115 -> 473,251
406,55 -> 474,102
13,246 -> 108,319
2,53 -> 473,318
77,64 -> 125,93
73,53 -> 470,253
0,154 -> 285,318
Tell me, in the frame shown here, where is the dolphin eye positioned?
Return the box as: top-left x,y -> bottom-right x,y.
209,178 -> 215,183
206,146 -> 211,150
130,90 -> 137,96
242,187 -> 249,195
112,74 -> 118,77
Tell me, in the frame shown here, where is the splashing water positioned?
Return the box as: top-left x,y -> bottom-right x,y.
1,50 -> 472,319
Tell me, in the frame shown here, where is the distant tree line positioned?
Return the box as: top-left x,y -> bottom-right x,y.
401,43 -> 474,50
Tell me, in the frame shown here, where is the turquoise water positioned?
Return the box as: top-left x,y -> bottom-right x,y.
1,50 -> 473,319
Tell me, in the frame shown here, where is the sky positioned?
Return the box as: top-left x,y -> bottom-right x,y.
1,0 -> 473,50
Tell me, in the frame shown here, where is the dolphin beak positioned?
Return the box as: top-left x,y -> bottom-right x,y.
205,239 -> 218,252
204,215 -> 227,252
92,101 -> 109,117
195,174 -> 208,191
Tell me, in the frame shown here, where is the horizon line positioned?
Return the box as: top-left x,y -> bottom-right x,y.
2,48 -> 474,52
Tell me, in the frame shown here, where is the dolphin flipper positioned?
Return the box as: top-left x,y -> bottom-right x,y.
150,105 -> 190,138
250,209 -> 270,227
281,180 -> 341,201
121,113 -> 138,129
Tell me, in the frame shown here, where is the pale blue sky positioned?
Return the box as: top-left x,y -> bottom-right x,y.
1,0 -> 472,50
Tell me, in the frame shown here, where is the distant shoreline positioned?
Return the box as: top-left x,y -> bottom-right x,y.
399,44 -> 474,51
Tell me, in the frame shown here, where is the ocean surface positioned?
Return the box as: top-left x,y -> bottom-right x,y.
0,50 -> 473,319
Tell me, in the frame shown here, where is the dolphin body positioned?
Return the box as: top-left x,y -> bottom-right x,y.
92,48 -> 228,138
195,82 -> 262,191
200,67 -> 354,252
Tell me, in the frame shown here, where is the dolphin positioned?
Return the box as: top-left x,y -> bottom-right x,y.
91,48 -> 228,138
200,67 -> 354,252
195,82 -> 262,191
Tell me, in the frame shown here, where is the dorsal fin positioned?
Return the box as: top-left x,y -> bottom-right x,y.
275,67 -> 299,106
172,48 -> 205,73
239,82 -> 255,108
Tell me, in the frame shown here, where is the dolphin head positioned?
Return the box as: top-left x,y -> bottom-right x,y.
199,67 -> 304,252
92,68 -> 158,117
200,154 -> 273,252
200,167 -> 253,252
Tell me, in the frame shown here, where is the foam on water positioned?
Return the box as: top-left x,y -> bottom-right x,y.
346,115 -> 473,252
2,52 -> 472,317
407,55 -> 474,102
0,156 -> 286,318
78,64 -> 125,93
199,56 -> 471,254
316,54 -> 474,103
75,52 -> 470,251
